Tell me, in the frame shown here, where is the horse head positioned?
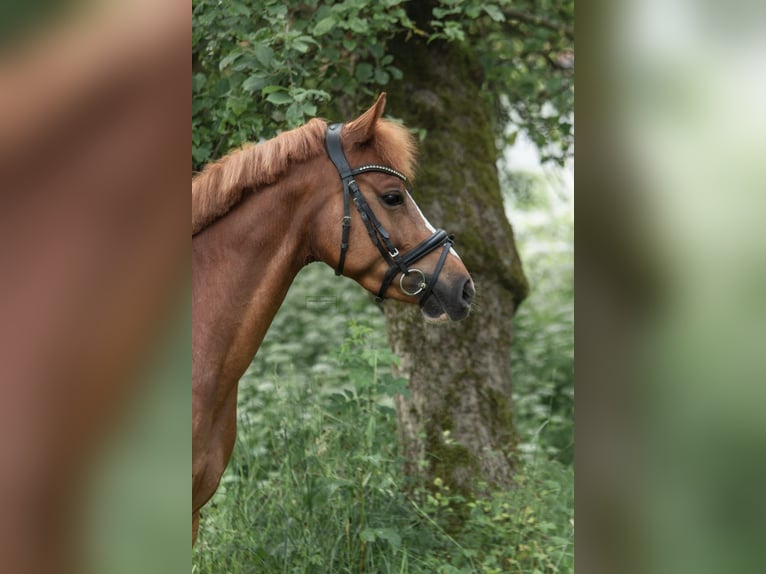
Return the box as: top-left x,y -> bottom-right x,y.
310,94 -> 474,321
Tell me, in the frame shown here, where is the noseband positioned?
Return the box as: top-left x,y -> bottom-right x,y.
325,123 -> 454,304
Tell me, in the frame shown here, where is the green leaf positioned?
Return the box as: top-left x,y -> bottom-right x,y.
266,91 -> 292,105
483,5 -> 505,22
231,53 -> 259,72
377,528 -> 401,549
292,35 -> 318,54
191,98 -> 209,115
314,16 -> 336,36
292,40 -> 310,54
229,2 -> 250,17
369,44 -> 384,59
374,68 -> 390,85
227,95 -> 248,117
355,63 -> 373,82
254,44 -> 274,67
218,52 -> 240,71
192,73 -> 206,92
192,143 -> 211,165
242,74 -> 266,94
348,17 -> 368,34
261,85 -> 284,95
285,102 -> 303,125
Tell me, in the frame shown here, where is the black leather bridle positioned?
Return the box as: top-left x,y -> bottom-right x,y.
325,123 -> 454,304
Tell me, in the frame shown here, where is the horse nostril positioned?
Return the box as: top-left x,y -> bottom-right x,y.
461,279 -> 475,306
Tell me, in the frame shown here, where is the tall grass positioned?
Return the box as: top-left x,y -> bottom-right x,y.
192,269 -> 573,573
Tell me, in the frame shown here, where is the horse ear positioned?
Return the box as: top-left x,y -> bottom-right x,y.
345,93 -> 387,144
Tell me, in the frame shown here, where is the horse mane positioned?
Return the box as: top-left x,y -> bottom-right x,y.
192,116 -> 417,235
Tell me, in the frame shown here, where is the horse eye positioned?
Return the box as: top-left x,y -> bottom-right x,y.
381,192 -> 404,206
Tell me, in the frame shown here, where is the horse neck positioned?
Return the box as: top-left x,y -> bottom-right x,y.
192,169 -> 317,397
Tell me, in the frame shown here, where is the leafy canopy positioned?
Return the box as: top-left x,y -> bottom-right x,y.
193,0 -> 573,169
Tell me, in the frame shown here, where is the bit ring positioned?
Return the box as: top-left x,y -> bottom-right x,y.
399,269 -> 427,296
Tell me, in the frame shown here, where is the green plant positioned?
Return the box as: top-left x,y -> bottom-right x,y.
413,460 -> 574,574
193,313 -> 574,573
194,316 -> 414,573
503,169 -> 574,466
192,0 -> 574,170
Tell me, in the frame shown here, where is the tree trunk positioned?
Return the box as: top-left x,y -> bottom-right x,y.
385,33 -> 529,496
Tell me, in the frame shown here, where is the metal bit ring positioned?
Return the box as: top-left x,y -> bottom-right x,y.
399,268 -> 427,296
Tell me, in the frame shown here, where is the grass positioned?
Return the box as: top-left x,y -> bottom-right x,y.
192,284 -> 573,573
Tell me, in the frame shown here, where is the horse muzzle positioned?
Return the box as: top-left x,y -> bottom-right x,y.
420,274 -> 474,322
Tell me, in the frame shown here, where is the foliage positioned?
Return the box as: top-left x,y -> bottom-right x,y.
192,0 -> 573,170
193,308 -> 573,573
420,466 -> 574,573
502,167 -> 574,465
192,0 -> 414,167
244,264 -> 386,383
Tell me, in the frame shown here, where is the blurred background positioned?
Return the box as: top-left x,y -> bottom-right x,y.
578,1 -> 766,573
1,2 -> 189,573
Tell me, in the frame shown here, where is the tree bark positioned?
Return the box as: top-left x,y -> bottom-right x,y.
385,34 -> 529,495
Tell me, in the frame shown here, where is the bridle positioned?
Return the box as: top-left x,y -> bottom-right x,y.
325,123 -> 455,305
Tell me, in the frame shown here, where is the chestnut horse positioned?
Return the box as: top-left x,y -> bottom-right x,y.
192,94 -> 474,543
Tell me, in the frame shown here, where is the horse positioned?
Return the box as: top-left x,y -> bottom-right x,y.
191,93 -> 474,544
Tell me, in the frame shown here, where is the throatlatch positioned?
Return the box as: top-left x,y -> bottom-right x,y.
324,123 -> 455,305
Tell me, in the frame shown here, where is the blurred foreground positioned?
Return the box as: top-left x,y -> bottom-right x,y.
579,1 -> 766,573
0,2 -> 189,573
